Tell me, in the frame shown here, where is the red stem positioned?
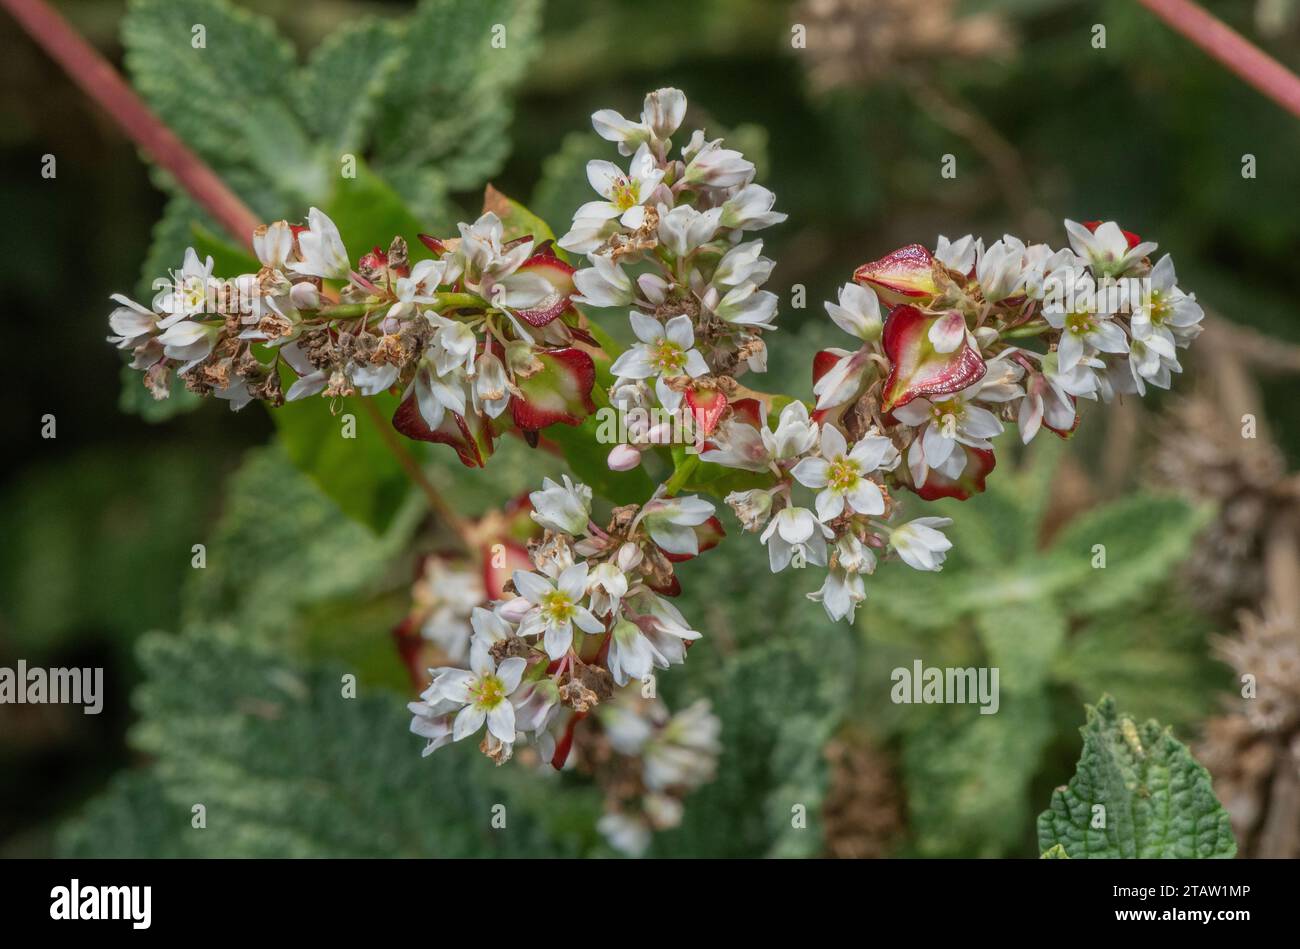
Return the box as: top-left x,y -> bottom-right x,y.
2,0 -> 260,247
1137,0 -> 1300,119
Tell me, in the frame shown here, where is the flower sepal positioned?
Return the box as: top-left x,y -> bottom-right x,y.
880,305 -> 986,412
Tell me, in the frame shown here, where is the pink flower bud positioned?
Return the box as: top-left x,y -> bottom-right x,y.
607,444 -> 642,471
498,596 -> 531,624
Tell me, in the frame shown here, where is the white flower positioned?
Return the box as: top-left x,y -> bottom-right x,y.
725,487 -> 777,532
289,207 -> 351,280
792,426 -> 897,521
591,87 -> 687,156
638,492 -> 715,556
699,415 -> 771,472
557,212 -> 619,256
719,183 -> 786,230
643,698 -> 720,790
608,314 -> 709,410
155,248 -> 214,325
426,313 -> 478,376
1125,333 -> 1179,395
415,561 -> 484,662
710,280 -> 778,328
761,401 -> 818,461
450,213 -> 550,316
253,221 -> 294,270
824,282 -> 883,342
890,517 -> 954,571
512,678 -> 561,734
156,319 -> 218,368
760,506 -> 833,572
107,294 -> 159,347
683,139 -> 754,189
1016,362 -> 1078,443
1042,272 -> 1129,372
975,236 -> 1027,302
515,562 -> 604,660
894,384 -> 1004,489
472,351 -> 510,419
934,234 -> 978,274
434,643 -> 529,745
641,87 -> 688,140
657,204 -> 722,257
1064,219 -> 1157,278
587,562 -> 629,617
1130,254 -> 1203,350
387,258 -> 449,321
529,475 -> 593,536
598,813 -> 652,857
809,535 -> 877,623
409,362 -> 468,430
810,567 -> 865,623
573,253 -> 634,307
607,616 -> 663,686
711,240 -> 773,291
574,143 -> 665,231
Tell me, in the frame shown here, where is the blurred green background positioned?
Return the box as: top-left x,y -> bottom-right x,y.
2,0 -> 1297,857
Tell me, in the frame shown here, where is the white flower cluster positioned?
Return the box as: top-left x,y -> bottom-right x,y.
708,400 -> 955,624
702,219 -> 1203,625
108,208 -> 589,457
409,475 -> 716,764
595,695 -> 721,857
558,87 -> 787,470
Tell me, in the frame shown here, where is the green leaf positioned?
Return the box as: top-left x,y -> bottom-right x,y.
182,446 -> 415,651
58,771 -> 195,859
270,391 -> 413,534
902,692 -> 1054,857
61,627 -> 598,857
1040,843 -> 1070,859
296,17 -> 405,157
974,597 -> 1066,694
1037,696 -> 1236,858
372,0 -> 542,190
122,0 -> 320,214
1042,494 -> 1213,615
325,157 -> 428,256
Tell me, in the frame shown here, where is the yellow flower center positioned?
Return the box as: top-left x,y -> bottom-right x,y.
651,340 -> 686,373
471,674 -> 506,710
540,590 -> 576,625
611,178 -> 640,211
1065,311 -> 1093,335
827,458 -> 860,492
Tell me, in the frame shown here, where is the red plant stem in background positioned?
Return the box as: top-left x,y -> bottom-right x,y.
1,0 -> 261,246
1138,0 -> 1300,119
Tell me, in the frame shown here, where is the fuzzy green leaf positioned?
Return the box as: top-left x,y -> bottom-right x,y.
1037,696 -> 1236,858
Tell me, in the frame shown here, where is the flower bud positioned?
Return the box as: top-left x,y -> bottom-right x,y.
616,541 -> 644,572
608,444 -> 643,471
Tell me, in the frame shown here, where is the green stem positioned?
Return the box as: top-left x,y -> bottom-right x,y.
664,455 -> 701,495
1002,321 -> 1053,339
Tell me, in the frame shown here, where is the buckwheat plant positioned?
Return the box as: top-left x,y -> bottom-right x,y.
107,87 -> 1202,853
